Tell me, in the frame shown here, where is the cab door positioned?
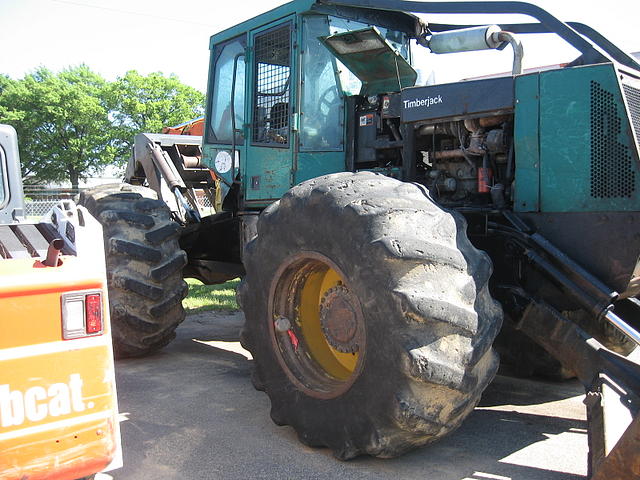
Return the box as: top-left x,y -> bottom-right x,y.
244,18 -> 297,205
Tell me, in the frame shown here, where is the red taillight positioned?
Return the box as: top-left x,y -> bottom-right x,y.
61,290 -> 104,339
85,293 -> 102,334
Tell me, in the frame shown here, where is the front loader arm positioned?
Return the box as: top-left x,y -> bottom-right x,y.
126,133 -> 203,224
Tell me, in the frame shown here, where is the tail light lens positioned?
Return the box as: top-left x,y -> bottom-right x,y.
62,290 -> 104,339
85,294 -> 102,333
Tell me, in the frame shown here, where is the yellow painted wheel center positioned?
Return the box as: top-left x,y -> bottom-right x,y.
297,266 -> 358,380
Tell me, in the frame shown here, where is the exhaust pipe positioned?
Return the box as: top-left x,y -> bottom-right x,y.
43,238 -> 64,267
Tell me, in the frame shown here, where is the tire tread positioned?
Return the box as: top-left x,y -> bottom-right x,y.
79,183 -> 187,358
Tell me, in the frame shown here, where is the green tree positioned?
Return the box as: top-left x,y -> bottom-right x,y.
0,74 -> 13,94
0,66 -> 115,189
107,70 -> 205,157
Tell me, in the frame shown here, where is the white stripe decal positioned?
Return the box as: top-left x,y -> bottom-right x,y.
0,410 -> 113,442
0,336 -> 108,361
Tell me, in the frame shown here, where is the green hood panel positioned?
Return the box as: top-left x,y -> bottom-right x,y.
320,27 -> 417,96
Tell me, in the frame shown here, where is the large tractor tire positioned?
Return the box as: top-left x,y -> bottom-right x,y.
79,184 -> 188,358
239,172 -> 503,459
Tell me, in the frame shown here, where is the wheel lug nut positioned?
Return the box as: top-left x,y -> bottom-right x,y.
274,317 -> 292,333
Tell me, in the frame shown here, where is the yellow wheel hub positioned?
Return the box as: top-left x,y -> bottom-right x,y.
298,267 -> 358,380
270,253 -> 365,398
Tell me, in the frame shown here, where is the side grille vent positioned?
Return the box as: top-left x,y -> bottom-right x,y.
623,83 -> 640,147
590,81 -> 635,198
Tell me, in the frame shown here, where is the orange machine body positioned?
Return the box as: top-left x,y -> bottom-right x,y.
0,216 -> 121,479
162,116 -> 204,136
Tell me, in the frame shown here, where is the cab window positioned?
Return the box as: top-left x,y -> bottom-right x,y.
300,15 -> 343,151
208,36 -> 246,144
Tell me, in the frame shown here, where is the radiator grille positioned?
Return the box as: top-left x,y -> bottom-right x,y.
252,25 -> 291,146
623,83 -> 640,147
590,80 -> 635,198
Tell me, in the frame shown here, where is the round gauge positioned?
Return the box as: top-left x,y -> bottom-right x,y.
214,151 -> 233,174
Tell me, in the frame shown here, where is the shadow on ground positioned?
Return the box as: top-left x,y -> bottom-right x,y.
114,311 -> 587,480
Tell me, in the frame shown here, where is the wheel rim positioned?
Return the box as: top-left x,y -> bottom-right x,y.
269,252 -> 366,399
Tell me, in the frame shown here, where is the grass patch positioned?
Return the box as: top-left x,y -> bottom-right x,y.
183,278 -> 240,312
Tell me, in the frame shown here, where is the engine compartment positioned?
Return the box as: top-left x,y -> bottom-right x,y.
414,115 -> 513,206
352,78 -> 515,209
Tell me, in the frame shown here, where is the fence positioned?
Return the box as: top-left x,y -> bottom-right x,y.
23,187 -> 81,219
24,200 -> 62,218
22,187 -> 218,219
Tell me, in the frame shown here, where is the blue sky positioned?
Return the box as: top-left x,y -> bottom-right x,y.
0,0 -> 638,92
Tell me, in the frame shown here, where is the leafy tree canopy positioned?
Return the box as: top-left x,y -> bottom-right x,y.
107,70 -> 205,157
0,74 -> 14,94
0,65 -> 113,189
0,66 -> 205,189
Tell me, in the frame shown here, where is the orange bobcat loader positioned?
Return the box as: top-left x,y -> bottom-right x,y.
0,124 -> 121,480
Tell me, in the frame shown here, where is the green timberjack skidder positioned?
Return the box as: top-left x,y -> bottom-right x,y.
80,1 -> 640,477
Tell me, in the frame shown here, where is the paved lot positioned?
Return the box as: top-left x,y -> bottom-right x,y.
104,311 -> 589,480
